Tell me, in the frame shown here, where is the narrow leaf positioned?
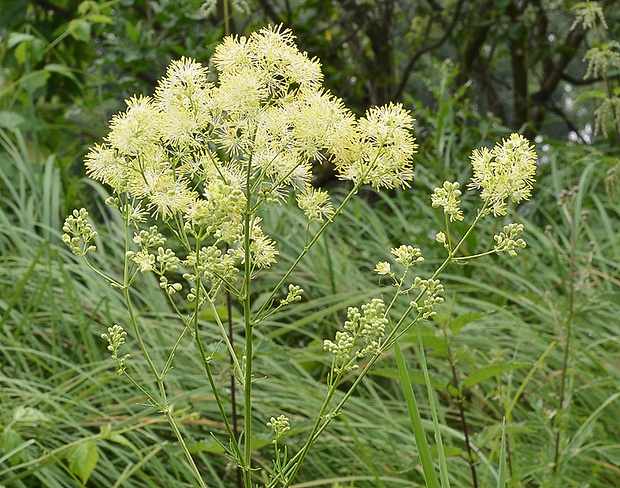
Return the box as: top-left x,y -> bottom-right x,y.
394,340 -> 440,488
463,362 -> 529,389
7,32 -> 35,49
574,90 -> 607,103
449,312 -> 488,335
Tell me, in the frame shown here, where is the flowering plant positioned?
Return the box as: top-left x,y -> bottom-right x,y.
63,25 -> 537,487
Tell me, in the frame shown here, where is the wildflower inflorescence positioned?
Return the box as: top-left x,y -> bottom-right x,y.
65,25 -> 417,305
62,208 -> 98,256
412,277 -> 444,319
280,284 -> 304,306
431,181 -> 464,222
59,23 -> 542,488
324,298 -> 388,374
101,324 -> 130,374
570,1 -> 608,31
267,414 -> 291,440
494,223 -> 527,257
468,133 -> 538,216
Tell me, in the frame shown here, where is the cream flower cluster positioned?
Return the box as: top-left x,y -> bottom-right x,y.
85,26 -> 416,224
63,25 -> 419,306
468,133 -> 538,216
71,26 -> 417,295
324,298 -> 388,373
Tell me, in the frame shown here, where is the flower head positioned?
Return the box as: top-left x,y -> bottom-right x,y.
468,133 -> 537,216
296,186 -> 334,222
570,1 -> 608,31
62,208 -> 98,256
335,103 -> 417,189
107,95 -> 160,156
494,223 -> 527,257
267,414 -> 291,440
431,181 -> 463,222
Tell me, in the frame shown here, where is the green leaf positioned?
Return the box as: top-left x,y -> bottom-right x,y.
7,32 -> 35,49
14,42 -> 28,65
67,441 -> 99,484
125,21 -> 141,44
463,362 -> 529,389
44,63 -> 78,83
68,19 -> 92,42
11,35 -> 44,64
447,383 -> 460,397
21,70 -> 50,92
449,312 -> 488,335
87,14 -> 114,24
30,38 -> 45,63
78,0 -> 97,16
1,428 -> 26,465
13,406 -> 51,425
108,434 -> 136,450
575,90 -> 607,103
394,340 -> 440,488
0,111 -> 26,129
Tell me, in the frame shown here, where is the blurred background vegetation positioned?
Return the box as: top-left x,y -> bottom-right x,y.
0,0 -> 619,487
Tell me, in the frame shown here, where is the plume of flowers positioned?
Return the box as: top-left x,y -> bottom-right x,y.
468,133 -> 537,216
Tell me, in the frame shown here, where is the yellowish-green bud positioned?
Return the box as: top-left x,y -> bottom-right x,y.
431,181 -> 464,222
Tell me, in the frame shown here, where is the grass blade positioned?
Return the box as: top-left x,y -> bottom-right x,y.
394,339 -> 440,488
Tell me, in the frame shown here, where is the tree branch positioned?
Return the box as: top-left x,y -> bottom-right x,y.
534,27 -> 586,99
394,0 -> 466,100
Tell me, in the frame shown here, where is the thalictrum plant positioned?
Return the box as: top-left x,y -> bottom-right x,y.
62,25 -> 538,487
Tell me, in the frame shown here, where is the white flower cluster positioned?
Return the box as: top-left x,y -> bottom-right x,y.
66,26 -> 418,302
468,133 -> 537,216
101,324 -> 130,374
324,298 -> 388,373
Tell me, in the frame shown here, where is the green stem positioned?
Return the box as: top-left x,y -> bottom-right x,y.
276,202 -> 490,488
242,154 -> 254,488
553,204 -> 577,473
120,203 -> 209,487
254,180 -> 365,322
164,410 -> 210,488
193,268 -> 243,468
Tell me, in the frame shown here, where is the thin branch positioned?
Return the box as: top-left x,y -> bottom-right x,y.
561,73 -> 620,85
393,0 -> 466,100
533,27 -> 586,100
